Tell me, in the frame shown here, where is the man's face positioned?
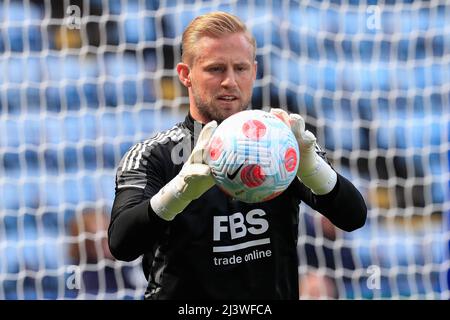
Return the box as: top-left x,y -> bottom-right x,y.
187,33 -> 257,122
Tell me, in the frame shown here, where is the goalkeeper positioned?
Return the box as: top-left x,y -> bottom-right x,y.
108,11 -> 367,299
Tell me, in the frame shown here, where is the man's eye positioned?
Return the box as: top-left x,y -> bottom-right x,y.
208,67 -> 223,72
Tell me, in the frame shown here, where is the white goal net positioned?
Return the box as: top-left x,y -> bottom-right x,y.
0,0 -> 448,300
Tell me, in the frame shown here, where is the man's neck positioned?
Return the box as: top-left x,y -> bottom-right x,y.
189,107 -> 210,124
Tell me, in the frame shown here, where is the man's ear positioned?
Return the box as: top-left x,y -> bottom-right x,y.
176,63 -> 191,87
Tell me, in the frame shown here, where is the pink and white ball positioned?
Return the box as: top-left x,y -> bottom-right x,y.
206,110 -> 299,203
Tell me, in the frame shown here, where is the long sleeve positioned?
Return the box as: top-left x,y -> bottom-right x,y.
299,173 -> 367,232
108,187 -> 168,261
107,131 -> 180,262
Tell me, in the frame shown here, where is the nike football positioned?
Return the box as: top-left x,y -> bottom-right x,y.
205,109 -> 300,203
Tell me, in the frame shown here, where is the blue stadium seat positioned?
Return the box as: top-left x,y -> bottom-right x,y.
374,109 -> 446,203
279,5 -> 448,64
43,55 -> 99,111
0,244 -> 20,276
322,105 -> 369,152
135,109 -> 156,135
5,56 -> 41,84
2,116 -> 44,169
40,181 -> 61,209
271,53 -> 341,91
0,1 -> 43,52
107,0 -> 157,44
1,118 -> 20,148
106,0 -> 162,14
99,172 -> 117,202
99,112 -> 120,138
160,2 -> 283,48
103,53 -> 141,106
287,5 -> 322,33
162,11 -> 197,39
342,11 -> 362,35
376,110 -> 443,150
62,177 -> 81,205
119,110 -> 138,137
1,181 -> 20,211
44,116 -> 63,145
284,6 -> 338,59
0,108 -> 184,174
22,116 -> 43,146
99,112 -> 122,168
102,142 -> 117,169
124,5 -> 157,43
135,108 -> 185,136
234,5 -> 283,49
62,115 -> 91,143
160,2 -> 254,39
80,175 -> 98,202
0,56 -> 41,112
0,224 -> 61,299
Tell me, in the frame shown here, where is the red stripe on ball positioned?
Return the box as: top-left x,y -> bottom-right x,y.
242,120 -> 266,140
209,136 -> 223,161
284,147 -> 298,172
240,164 -> 265,188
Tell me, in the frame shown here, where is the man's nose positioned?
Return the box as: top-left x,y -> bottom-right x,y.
221,70 -> 238,88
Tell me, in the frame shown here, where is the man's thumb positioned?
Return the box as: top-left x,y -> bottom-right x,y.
189,120 -> 217,164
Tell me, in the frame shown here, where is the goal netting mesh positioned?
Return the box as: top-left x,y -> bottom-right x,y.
0,0 -> 448,299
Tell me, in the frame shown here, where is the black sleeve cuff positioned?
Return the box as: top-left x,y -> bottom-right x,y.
312,173 -> 367,232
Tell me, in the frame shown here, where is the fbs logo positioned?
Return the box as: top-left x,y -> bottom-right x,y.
213,209 -> 268,241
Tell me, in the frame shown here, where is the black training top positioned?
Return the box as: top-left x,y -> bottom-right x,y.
108,113 -> 367,300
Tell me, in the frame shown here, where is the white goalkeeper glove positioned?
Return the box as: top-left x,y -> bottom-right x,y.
150,120 -> 218,221
270,108 -> 337,195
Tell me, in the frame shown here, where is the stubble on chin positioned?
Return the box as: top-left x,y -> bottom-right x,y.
200,104 -> 248,123
194,97 -> 250,123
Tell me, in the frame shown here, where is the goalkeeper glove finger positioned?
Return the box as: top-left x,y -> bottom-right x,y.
289,113 -> 337,195
150,120 -> 218,221
269,108 -> 291,127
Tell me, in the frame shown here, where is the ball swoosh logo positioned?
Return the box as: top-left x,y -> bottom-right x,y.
226,162 -> 245,180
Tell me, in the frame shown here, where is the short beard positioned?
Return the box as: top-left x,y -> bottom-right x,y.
193,94 -> 250,123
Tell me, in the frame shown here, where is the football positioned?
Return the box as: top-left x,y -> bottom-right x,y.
205,110 -> 299,203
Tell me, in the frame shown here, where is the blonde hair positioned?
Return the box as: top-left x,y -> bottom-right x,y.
181,11 -> 256,65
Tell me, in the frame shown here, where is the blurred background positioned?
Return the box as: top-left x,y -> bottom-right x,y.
0,0 -> 448,299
